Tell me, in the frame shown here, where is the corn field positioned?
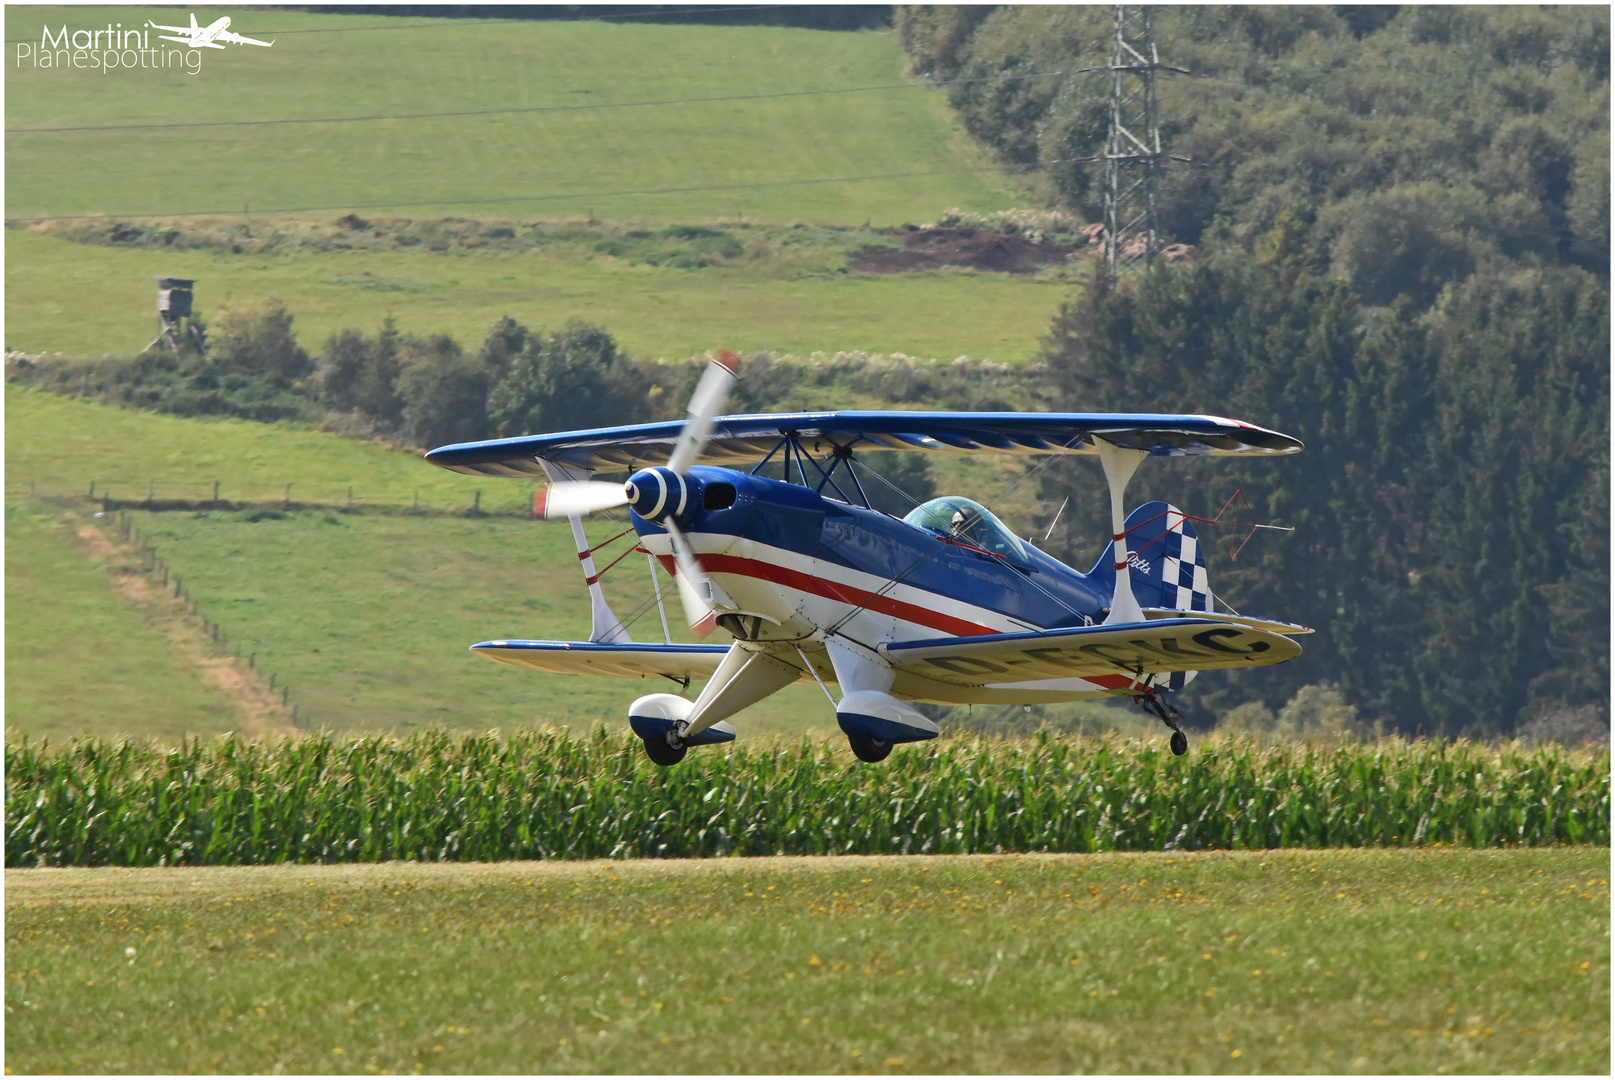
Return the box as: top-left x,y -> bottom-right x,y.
6,730 -> 1608,866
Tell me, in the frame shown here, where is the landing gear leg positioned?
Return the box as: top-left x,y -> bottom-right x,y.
642,729 -> 688,767
1135,692 -> 1189,757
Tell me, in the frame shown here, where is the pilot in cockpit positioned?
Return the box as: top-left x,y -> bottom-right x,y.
904,496 -> 1031,568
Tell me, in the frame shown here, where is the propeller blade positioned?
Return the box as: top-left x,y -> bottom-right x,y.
666,348 -> 740,476
664,518 -> 718,637
536,480 -> 630,519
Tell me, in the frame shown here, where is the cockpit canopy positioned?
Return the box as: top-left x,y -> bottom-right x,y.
903,496 -> 1029,567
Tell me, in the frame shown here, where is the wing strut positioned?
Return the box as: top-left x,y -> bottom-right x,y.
539,460 -> 631,644
1096,438 -> 1149,625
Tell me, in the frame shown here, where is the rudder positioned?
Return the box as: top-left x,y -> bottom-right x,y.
1121,500 -> 1212,613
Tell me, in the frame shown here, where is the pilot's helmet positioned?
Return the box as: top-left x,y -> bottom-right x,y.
949,508 -> 971,534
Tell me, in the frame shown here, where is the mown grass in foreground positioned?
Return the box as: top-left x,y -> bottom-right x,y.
8,730 -> 1607,868
4,850 -> 1608,1073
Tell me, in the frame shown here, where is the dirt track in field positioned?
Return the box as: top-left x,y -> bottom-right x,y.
70,511 -> 297,740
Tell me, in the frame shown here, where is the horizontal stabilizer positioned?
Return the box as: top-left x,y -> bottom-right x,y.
881,618 -> 1302,689
471,640 -> 729,680
1140,609 -> 1313,635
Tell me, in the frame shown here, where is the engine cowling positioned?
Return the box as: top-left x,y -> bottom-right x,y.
625,466 -> 694,523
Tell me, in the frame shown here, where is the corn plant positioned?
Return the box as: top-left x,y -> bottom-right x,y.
6,730 -> 1608,866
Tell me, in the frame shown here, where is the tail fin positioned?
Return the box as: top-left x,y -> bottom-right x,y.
1090,501 -> 1212,614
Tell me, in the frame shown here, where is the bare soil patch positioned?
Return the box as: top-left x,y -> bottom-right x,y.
851,227 -> 1084,275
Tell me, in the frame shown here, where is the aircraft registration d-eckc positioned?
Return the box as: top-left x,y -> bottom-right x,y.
145,14 -> 273,49
426,352 -> 1310,766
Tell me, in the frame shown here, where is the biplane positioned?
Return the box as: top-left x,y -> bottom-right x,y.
426,353 -> 1309,765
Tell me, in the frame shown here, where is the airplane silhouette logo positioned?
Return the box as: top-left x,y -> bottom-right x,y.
144,13 -> 273,49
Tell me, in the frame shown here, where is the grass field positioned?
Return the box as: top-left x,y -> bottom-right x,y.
5,390 -> 1119,742
4,501 -> 243,743
6,391 -> 848,738
5,8 -> 1020,224
119,504 -> 839,738
6,385 -> 494,508
5,850 -> 1609,1073
3,226 -> 1069,362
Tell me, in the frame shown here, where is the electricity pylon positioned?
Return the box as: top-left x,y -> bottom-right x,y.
1103,5 -> 1189,279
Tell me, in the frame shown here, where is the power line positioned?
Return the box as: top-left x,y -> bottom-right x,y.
6,68 -> 1076,136
5,157 -> 1093,224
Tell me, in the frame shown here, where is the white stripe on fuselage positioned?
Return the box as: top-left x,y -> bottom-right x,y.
638,530 -> 1037,645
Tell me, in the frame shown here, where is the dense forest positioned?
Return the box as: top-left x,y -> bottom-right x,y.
898,5 -> 1608,736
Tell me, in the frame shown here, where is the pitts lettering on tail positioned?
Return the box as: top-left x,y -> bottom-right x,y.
425,355 -> 1310,766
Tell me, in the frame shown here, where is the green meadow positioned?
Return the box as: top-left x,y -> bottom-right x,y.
5,8 -> 1019,224
5,850 -> 1609,1073
2,226 -> 1067,362
2,389 -> 842,739
117,504 -> 836,738
6,386 -> 488,508
5,501 -> 239,744
6,390 -> 1117,743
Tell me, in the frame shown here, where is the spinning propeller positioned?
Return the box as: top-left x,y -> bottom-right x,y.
534,349 -> 741,635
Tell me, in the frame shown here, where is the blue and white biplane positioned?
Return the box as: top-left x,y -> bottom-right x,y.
426,354 -> 1309,765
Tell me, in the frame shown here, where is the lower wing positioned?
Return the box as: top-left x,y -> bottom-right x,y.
471,640 -> 729,680
881,618 -> 1302,690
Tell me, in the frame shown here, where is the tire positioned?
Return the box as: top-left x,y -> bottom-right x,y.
1169,730 -> 1188,757
643,736 -> 687,767
848,733 -> 893,763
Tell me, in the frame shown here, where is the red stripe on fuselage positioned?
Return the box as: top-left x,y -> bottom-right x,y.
655,547 -> 1139,693
696,552 -> 1000,638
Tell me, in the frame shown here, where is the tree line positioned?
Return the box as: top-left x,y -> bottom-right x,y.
892,5 -> 1608,737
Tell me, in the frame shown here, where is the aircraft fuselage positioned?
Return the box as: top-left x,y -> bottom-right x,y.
632,465 -> 1111,663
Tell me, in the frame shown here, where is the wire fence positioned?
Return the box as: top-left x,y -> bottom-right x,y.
85,505 -> 314,732
9,478 -> 536,518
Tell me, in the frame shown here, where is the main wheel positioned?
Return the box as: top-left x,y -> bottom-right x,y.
643,736 -> 687,767
1169,730 -> 1188,756
848,733 -> 893,763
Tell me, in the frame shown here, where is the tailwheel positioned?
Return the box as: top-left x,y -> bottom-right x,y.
642,735 -> 687,767
1135,690 -> 1188,756
847,733 -> 893,763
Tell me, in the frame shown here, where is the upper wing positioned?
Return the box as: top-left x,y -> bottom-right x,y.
426,411 -> 1303,478
471,639 -> 729,680
881,618 -> 1302,690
